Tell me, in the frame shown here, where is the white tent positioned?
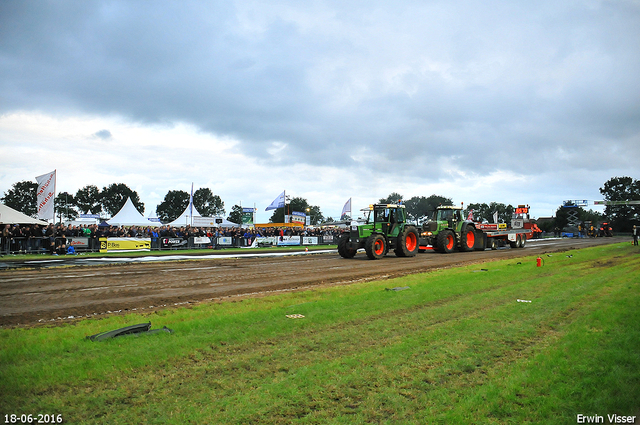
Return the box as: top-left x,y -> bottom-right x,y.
167,203 -> 202,227
107,197 -> 160,227
147,210 -> 162,224
0,203 -> 48,225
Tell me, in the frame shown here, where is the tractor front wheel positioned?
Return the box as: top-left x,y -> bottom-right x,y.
365,234 -> 386,260
395,226 -> 419,257
437,230 -> 456,254
337,233 -> 357,258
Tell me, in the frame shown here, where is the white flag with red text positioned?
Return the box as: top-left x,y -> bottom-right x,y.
36,170 -> 56,221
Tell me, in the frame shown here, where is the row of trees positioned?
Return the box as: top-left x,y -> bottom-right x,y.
0,182 -> 225,224
376,193 -> 453,223
0,181 -> 325,225
550,176 -> 639,232
155,189 -> 224,222
599,176 -> 640,232
1,182 -> 145,222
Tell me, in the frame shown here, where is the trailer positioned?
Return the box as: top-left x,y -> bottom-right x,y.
475,222 -> 532,250
418,205 -> 533,253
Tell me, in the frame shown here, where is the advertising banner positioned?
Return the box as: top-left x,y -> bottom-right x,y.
290,211 -> 306,225
35,170 -> 56,221
302,236 -> 318,245
217,236 -> 233,246
193,236 -> 212,245
242,208 -> 254,225
160,238 -> 188,249
476,223 -> 507,231
255,237 -> 276,246
241,214 -> 253,225
277,236 -> 301,246
99,237 -> 151,253
67,237 -> 89,249
79,214 -> 100,219
341,198 -> 351,219
192,217 -> 217,227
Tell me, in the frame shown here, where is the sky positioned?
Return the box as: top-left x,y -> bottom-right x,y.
1,0 -> 639,222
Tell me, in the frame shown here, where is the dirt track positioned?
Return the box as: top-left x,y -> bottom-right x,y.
0,238 -> 623,327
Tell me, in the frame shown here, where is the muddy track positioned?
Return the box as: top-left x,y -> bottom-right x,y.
0,238 -> 622,327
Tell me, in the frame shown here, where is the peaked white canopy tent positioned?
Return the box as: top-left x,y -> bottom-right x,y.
0,203 -> 48,225
167,203 -> 238,228
107,197 -> 161,227
167,204 -> 202,227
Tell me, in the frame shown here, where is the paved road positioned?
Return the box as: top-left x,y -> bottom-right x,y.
0,237 -> 622,327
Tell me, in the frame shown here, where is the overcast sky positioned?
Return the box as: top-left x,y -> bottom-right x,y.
2,0 -> 639,222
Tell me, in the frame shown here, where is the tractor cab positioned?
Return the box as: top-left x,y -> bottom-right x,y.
424,205 -> 464,233
340,203 -> 419,260
361,204 -> 407,239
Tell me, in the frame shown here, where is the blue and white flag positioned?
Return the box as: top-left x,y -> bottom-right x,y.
265,191 -> 286,211
341,198 -> 351,219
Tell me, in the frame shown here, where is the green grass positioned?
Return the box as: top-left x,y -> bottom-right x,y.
1,243 -> 639,424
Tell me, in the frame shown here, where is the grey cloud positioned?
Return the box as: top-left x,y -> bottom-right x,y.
1,0 -> 639,185
93,129 -> 112,140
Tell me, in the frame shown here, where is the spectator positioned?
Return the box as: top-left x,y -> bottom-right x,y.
55,224 -> 67,255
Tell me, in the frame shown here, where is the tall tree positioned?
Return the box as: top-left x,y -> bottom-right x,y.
465,202 -> 514,224
54,191 -> 78,222
227,205 -> 243,225
100,183 -> 143,216
156,190 -> 190,223
75,185 -> 102,214
465,203 -> 491,223
599,176 -> 640,232
1,181 -> 38,217
406,195 -> 453,223
306,205 -> 324,225
489,202 -> 514,224
193,188 -> 225,217
378,192 -> 404,204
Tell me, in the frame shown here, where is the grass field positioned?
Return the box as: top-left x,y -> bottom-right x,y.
1,243 -> 639,424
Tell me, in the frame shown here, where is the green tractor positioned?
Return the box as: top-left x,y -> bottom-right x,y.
337,203 -> 419,260
420,205 -> 483,253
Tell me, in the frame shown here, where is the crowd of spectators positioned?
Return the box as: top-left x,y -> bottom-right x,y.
1,222 -> 344,255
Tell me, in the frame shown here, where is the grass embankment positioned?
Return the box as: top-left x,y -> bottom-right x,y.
1,243 -> 639,424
